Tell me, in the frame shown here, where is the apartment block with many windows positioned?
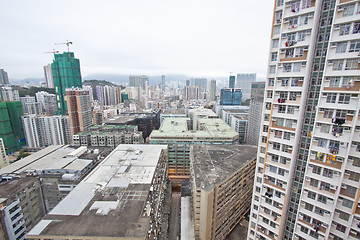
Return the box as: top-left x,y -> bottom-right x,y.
248,0 -> 360,240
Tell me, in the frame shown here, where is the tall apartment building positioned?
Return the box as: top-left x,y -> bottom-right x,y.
66,88 -> 92,136
220,88 -> 243,105
236,73 -> 256,100
249,1 -> 360,240
129,75 -> 149,99
0,69 -> 9,85
0,87 -> 19,102
194,78 -> 207,91
43,63 -> 54,88
20,95 -> 43,115
26,144 -> 170,240
51,52 -> 82,114
183,86 -> 202,100
35,91 -> 57,115
229,74 -> 236,88
0,138 -> 9,168
247,82 -> 265,146
22,115 -> 71,148
209,79 -> 217,102
190,145 -> 257,240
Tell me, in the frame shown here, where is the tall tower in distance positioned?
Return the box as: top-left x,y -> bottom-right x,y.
52,51 -> 82,114
161,75 -> 165,92
236,73 -> 256,100
43,64 -> 54,88
0,69 -> 9,85
248,1 -> 360,240
65,88 -> 92,136
229,74 -> 236,88
209,79 -> 217,102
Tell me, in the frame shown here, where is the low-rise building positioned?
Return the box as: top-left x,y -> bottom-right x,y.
72,125 -> 144,147
26,144 -> 169,240
160,108 -> 187,123
150,117 -> 238,181
190,144 -> 257,240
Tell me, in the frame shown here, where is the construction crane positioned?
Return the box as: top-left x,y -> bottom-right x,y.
54,40 -> 73,52
44,49 -> 59,54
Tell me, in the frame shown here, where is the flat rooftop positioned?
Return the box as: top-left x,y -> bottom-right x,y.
188,108 -> 218,117
0,145 -> 92,175
27,144 -> 168,239
0,177 -> 38,199
223,109 -> 249,114
233,114 -> 249,121
150,118 -> 238,141
162,108 -> 186,115
191,145 -> 257,190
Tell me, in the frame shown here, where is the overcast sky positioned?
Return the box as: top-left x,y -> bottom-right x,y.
1,0 -> 274,80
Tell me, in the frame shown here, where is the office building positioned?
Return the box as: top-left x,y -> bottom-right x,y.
236,73 -> 256,100
22,115 -> 71,148
26,144 -> 169,240
229,74 -> 236,88
72,125 -> 144,147
247,82 -> 265,146
0,177 -> 46,240
190,145 -> 257,240
249,1 -> 360,240
209,79 -> 217,102
66,88 -> 92,136
51,52 -> 82,114
220,88 -> 242,105
0,138 -> 9,168
0,69 -> 9,85
43,63 -> 54,88
0,101 -> 25,154
0,87 -> 19,101
150,117 -> 238,180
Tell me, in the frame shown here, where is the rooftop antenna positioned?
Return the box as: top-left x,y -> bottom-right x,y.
54,40 -> 73,52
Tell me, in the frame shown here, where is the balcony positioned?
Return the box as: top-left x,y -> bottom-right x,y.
280,50 -> 308,62
309,158 -> 342,170
271,121 -> 296,132
298,218 -> 327,234
264,179 -> 286,192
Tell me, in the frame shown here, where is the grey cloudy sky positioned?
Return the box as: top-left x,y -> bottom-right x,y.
1,0 -> 274,80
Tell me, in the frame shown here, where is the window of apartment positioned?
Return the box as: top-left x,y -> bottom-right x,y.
266,102 -> 272,110
285,119 -> 295,128
275,191 -> 282,198
303,214 -> 311,223
270,65 -> 276,74
291,77 -> 301,86
272,39 -> 279,48
279,91 -> 288,99
346,185 -> 357,197
271,154 -> 279,163
314,207 -> 325,216
323,109 -> 334,118
305,202 -> 314,211
289,92 -> 298,100
275,130 -> 282,138
310,178 -> 319,187
278,168 -> 286,176
259,157 -> 264,164
297,31 -> 306,42
340,24 -> 351,36
283,63 -> 292,72
323,168 -> 333,178
273,25 -> 281,35
317,194 -> 327,204
336,42 -> 347,53
291,1 -> 300,12
289,17 -> 298,27
287,105 -> 295,114
267,90 -> 273,98
329,77 -> 340,87
277,0 -> 284,7
280,157 -> 288,165
345,59 -> 359,70
312,165 -> 321,174
283,132 -> 291,140
263,125 -> 269,132
354,22 -> 360,34
278,105 -> 286,113
275,11 -> 283,22
317,138 -> 328,147
339,211 -> 350,221
349,40 -> 360,52
254,196 -> 260,202
287,33 -> 296,42
299,14 -> 308,25
271,52 -> 278,61
261,136 -> 268,143
320,181 -> 330,191
264,114 -> 270,121
333,60 -> 344,71
300,225 -> 309,234
256,186 -> 261,193
302,0 -> 311,9
342,198 -> 353,208
320,124 -> 331,133
309,230 -> 319,239
260,147 -> 266,153
343,4 -> 355,17
257,177 -> 262,183
293,63 -> 302,72
285,48 -> 294,58
273,142 -> 281,150
326,93 -> 337,103
336,109 -> 347,118
308,191 -> 316,199
338,93 -> 351,104
253,205 -> 259,211
335,222 -> 347,233
349,171 -> 360,181
268,78 -> 275,86
282,144 -> 292,153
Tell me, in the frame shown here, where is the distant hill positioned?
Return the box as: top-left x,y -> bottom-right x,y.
82,79 -> 117,86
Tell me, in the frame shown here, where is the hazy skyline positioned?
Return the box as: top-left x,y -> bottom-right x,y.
1,0 -> 274,80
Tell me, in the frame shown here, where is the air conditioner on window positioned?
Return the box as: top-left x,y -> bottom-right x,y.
330,185 -> 337,190
341,185 -> 347,189
345,171 -> 350,175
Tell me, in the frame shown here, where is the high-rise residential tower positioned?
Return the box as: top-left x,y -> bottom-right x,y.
52,52 -> 82,114
65,88 -> 92,136
43,63 -> 54,88
209,79 -> 217,101
194,78 -> 207,91
248,1 -> 360,240
0,69 -> 9,85
236,73 -> 256,100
